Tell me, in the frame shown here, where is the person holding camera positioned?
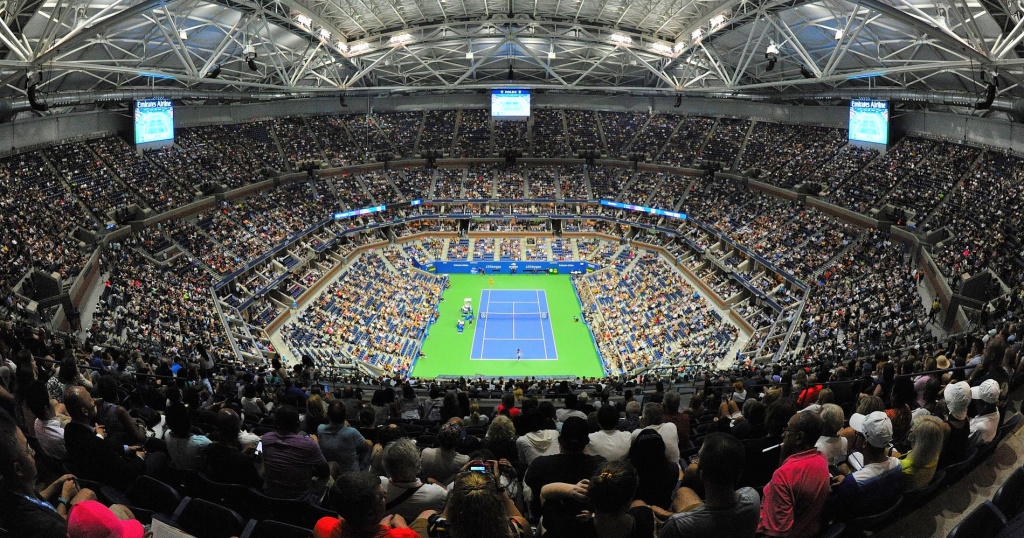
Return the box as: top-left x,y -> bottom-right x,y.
411,459 -> 531,538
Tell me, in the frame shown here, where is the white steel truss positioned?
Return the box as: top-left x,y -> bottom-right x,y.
2,0 -> 1024,116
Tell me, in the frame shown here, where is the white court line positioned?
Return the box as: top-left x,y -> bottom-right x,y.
476,289 -> 549,361
536,289 -> 549,359
476,356 -> 559,361
542,289 -> 558,360
477,289 -> 490,360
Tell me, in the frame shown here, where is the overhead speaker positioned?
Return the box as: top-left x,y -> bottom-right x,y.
247,59 -> 258,71
766,58 -> 777,71
340,95 -> 348,107
27,84 -> 47,112
205,64 -> 222,79
800,65 -> 814,79
508,65 -> 514,80
674,95 -> 682,108
976,82 -> 996,110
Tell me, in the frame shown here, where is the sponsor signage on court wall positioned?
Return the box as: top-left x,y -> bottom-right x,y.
424,261 -> 599,274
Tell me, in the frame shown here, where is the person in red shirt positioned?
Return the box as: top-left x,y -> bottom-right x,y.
757,410 -> 831,538
314,471 -> 419,538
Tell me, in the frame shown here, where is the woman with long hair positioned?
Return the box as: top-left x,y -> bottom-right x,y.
626,429 -> 678,511
397,384 -> 421,420
301,394 -> 329,434
901,415 -> 944,491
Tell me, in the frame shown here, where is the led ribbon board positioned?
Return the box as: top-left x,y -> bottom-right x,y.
600,200 -> 687,220
334,204 -> 386,220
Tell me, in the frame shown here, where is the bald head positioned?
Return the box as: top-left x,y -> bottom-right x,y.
64,385 -> 95,423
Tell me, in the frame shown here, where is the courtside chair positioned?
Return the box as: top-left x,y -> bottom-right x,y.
153,497 -> 246,538
946,501 -> 1007,538
993,466 -> 1024,521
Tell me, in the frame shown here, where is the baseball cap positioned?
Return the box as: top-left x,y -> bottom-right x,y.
972,379 -> 1000,404
849,411 -> 893,448
67,501 -> 144,538
944,381 -> 971,420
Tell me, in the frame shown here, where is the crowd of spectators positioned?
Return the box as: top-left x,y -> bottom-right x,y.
828,137 -> 936,213
696,118 -> 749,169
283,251 -> 444,377
527,167 -> 558,199
565,110 -> 602,154
420,110 -> 458,155
575,255 -> 738,375
886,142 -> 980,220
454,109 -> 492,158
305,115 -> 364,166
271,116 -> 325,169
0,152 -> 92,296
600,111 -> 647,158
464,166 -> 495,199
494,119 -> 529,151
47,141 -> 141,218
931,149 -> 1024,286
531,109 -> 568,158
626,114 -> 679,160
375,112 -> 423,156
90,137 -> 195,213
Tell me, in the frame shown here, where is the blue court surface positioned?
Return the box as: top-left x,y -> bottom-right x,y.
471,289 -> 558,360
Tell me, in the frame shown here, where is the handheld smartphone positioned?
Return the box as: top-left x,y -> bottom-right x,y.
469,460 -> 488,473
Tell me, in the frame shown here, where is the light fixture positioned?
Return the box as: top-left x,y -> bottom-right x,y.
295,13 -> 312,28
243,45 -> 257,71
835,29 -> 844,40
465,51 -> 474,59
318,28 -> 331,41
691,28 -> 703,43
651,42 -> 674,56
547,51 -> 556,60
610,33 -> 633,46
765,43 -> 778,71
389,33 -> 412,45
178,30 -> 188,40
349,42 -> 370,54
710,14 -> 726,28
336,40 -> 349,53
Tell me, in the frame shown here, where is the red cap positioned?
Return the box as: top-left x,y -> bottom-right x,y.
67,501 -> 145,538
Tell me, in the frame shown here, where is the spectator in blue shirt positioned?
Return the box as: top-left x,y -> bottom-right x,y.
318,400 -> 371,472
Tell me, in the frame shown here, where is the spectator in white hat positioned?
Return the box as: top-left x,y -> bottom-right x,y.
939,381 -> 971,467
826,411 -> 902,522
968,379 -> 1000,447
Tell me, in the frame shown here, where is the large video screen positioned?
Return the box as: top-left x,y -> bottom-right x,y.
134,99 -> 175,145
491,89 -> 530,119
848,99 -> 888,145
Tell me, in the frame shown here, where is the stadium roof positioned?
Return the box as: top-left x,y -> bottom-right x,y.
2,0 -> 1024,118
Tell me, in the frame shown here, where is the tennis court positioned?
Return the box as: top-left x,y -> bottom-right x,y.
413,274 -> 603,378
471,289 -> 558,360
